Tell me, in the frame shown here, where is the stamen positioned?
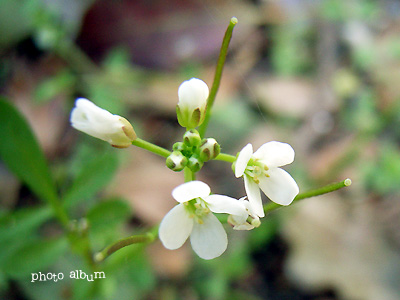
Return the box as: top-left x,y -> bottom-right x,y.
196,217 -> 204,224
244,170 -> 255,178
253,176 -> 260,184
246,166 -> 256,171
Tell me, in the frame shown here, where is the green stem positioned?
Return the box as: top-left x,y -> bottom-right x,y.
132,138 -> 171,158
264,178 -> 352,214
55,40 -> 99,74
184,167 -> 195,182
198,17 -> 238,137
215,153 -> 237,163
94,230 -> 157,263
49,198 -> 70,229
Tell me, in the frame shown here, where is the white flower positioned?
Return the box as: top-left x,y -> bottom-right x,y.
70,98 -> 136,148
176,78 -> 209,129
228,197 -> 261,231
159,181 -> 247,260
235,142 -> 299,217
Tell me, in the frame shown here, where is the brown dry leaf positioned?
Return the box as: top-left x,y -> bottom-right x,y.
283,194 -> 400,300
6,58 -> 68,155
306,135 -> 356,179
234,123 -> 295,151
250,76 -> 315,118
147,241 -> 191,278
112,149 -> 182,225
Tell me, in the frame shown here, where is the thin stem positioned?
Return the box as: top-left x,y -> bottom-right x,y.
49,198 -> 70,229
94,231 -> 157,263
132,138 -> 171,158
215,153 -> 237,163
264,178 -> 352,214
198,17 -> 238,137
55,40 -> 99,74
184,167 -> 195,182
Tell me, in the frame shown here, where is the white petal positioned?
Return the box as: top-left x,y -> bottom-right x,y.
258,168 -> 299,206
159,204 -> 193,250
172,181 -> 211,203
241,198 -> 257,219
244,175 -> 265,218
178,78 -> 209,112
71,98 -> 117,132
233,223 -> 255,231
235,144 -> 253,177
205,194 -> 248,218
70,98 -> 130,145
190,213 -> 227,260
228,212 -> 248,227
253,141 -> 295,168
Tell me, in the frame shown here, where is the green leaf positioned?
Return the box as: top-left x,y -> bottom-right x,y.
0,98 -> 58,204
86,198 -> 131,232
63,151 -> 119,208
4,237 -> 68,279
0,206 -> 51,245
34,70 -> 75,104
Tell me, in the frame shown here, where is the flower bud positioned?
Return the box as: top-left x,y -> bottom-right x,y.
187,155 -> 203,173
183,129 -> 201,147
173,142 -> 186,152
70,98 -> 136,148
166,151 -> 188,171
199,138 -> 220,162
176,78 -> 209,129
251,218 -> 261,228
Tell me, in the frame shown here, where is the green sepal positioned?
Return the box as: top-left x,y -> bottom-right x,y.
187,155 -> 203,173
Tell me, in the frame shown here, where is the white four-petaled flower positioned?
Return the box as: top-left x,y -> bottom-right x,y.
235,141 -> 299,218
70,98 -> 136,148
159,181 -> 248,260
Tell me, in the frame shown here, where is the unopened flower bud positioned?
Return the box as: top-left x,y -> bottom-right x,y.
187,155 -> 203,173
251,218 -> 261,228
70,98 -> 136,148
199,138 -> 220,162
183,129 -> 201,147
173,142 -> 186,152
166,151 -> 188,171
176,78 -> 209,129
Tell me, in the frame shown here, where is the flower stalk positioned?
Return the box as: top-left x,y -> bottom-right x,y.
132,138 -> 171,158
215,153 -> 237,163
94,231 -> 157,263
184,167 -> 195,182
198,17 -> 238,137
263,178 -> 352,214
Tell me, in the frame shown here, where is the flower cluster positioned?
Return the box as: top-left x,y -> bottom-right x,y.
166,129 -> 220,172
69,77 -> 299,260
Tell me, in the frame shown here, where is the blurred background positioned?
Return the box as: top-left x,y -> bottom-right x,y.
1,0 -> 400,299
